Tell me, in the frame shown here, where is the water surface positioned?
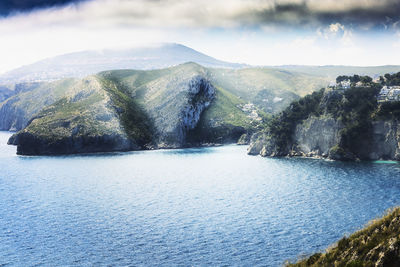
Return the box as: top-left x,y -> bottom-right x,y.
1,131 -> 400,266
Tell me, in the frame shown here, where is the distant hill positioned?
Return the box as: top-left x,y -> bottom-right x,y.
0,43 -> 246,85
275,65 -> 400,80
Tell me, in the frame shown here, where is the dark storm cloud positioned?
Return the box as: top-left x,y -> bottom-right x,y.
250,0 -> 400,30
1,0 -> 400,32
0,0 -> 84,15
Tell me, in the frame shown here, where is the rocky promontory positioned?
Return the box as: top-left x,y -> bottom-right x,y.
8,66 -> 219,155
249,73 -> 400,161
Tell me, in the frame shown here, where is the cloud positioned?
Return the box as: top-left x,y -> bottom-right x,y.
317,23 -> 354,46
0,0 -> 83,16
0,0 -> 399,32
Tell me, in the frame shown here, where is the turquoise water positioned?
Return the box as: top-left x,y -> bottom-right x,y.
1,131 -> 400,266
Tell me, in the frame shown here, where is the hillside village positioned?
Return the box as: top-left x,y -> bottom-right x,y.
377,85 -> 400,102
328,74 -> 400,103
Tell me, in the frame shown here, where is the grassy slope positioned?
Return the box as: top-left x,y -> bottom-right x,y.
187,85 -> 259,144
25,93 -> 108,140
19,77 -> 121,140
209,67 -> 328,97
208,67 -> 329,114
203,86 -> 251,127
289,208 -> 400,267
97,72 -> 154,145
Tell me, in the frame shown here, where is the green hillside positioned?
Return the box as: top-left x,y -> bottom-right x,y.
289,208 -> 400,267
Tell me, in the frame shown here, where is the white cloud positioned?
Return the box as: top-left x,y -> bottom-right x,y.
317,23 -> 354,46
329,23 -> 345,33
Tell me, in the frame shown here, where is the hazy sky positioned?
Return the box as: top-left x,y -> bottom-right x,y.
0,0 -> 400,73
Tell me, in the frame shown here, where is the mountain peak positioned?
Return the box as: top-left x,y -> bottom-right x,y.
0,43 -> 245,85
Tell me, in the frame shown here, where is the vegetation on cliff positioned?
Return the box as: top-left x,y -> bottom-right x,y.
98,73 -> 154,146
288,208 -> 400,267
265,89 -> 325,152
251,72 -> 400,160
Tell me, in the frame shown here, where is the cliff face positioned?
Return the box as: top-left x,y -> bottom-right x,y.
248,117 -> 343,158
248,83 -> 400,161
370,120 -> 400,160
0,97 -> 28,131
249,118 -> 400,161
142,74 -> 215,148
292,116 -> 343,157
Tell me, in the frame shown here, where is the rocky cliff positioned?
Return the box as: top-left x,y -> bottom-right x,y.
248,78 -> 400,161
292,116 -> 343,157
141,73 -> 215,148
369,120 -> 400,160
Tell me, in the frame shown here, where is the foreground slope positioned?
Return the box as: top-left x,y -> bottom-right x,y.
289,208 -> 400,267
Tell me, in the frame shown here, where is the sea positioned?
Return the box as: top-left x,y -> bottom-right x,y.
1,131 -> 400,266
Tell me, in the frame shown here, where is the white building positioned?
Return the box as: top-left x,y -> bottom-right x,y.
336,79 -> 351,89
378,86 -> 400,102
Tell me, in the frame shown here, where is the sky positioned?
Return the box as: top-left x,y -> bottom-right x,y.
0,0 -> 400,73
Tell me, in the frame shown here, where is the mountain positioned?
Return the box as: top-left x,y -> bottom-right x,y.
5,62 -> 331,155
248,72 -> 400,161
0,43 -> 245,85
289,207 -> 400,266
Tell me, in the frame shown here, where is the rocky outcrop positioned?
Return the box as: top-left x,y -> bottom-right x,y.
248,81 -> 400,161
247,132 -> 268,155
370,120 -> 400,160
292,116 -> 343,158
248,132 -> 287,157
248,117 -> 400,161
237,133 -> 251,145
8,131 -> 136,155
144,75 -> 215,148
